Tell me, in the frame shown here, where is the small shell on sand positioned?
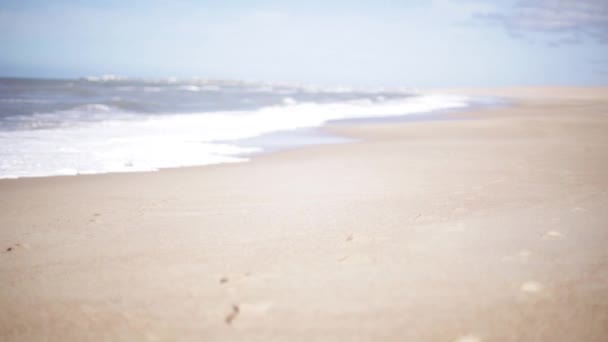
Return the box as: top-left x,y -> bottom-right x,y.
520,281 -> 543,293
454,334 -> 482,342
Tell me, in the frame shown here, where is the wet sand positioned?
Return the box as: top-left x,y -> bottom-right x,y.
1,87 -> 608,341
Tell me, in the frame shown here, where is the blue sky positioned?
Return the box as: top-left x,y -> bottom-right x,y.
1,0 -> 607,87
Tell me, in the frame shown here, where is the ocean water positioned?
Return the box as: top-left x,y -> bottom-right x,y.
0,77 -> 471,179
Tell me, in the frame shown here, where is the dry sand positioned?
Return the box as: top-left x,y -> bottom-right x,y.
1,87 -> 608,341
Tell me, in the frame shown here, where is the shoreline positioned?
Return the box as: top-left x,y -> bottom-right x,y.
0,91 -> 471,181
1,87 -> 608,341
0,92 -> 492,182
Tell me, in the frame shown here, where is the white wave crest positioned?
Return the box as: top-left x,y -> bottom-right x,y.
0,94 -> 469,179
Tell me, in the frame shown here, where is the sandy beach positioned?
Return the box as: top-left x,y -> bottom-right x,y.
1,87 -> 608,341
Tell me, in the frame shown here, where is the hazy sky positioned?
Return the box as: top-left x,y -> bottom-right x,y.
1,0 -> 607,87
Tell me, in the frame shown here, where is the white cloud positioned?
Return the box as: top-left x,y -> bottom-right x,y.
474,0 -> 608,44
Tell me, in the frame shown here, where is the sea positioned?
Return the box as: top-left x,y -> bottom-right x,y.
0,76 -> 474,179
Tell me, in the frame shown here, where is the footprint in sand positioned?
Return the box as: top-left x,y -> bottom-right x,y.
225,304 -> 240,325
89,213 -> 103,223
520,281 -> 543,293
218,272 -> 256,285
5,243 -> 30,253
224,301 -> 273,325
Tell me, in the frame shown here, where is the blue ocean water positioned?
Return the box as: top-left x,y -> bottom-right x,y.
0,77 -> 472,179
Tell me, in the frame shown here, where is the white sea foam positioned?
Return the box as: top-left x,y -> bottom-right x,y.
143,86 -> 163,92
282,97 -> 297,105
85,74 -> 124,82
201,85 -> 221,91
4,104 -> 132,131
178,85 -> 201,92
0,94 -> 469,179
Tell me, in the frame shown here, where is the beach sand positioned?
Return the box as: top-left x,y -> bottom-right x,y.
1,87 -> 608,341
